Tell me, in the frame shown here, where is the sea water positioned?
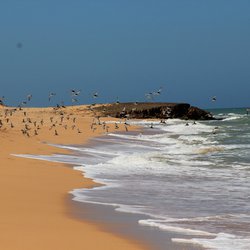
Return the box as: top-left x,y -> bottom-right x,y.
19,108 -> 250,250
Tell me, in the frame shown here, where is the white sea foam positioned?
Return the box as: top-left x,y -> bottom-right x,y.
139,219 -> 216,236
222,144 -> 250,150
223,116 -> 243,121
160,123 -> 212,135
178,134 -> 210,143
71,188 -> 157,216
12,153 -> 64,163
172,233 -> 250,250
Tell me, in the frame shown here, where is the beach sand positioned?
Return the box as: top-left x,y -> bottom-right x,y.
0,105 -> 146,250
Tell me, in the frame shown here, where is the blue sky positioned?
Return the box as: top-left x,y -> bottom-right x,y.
0,0 -> 249,108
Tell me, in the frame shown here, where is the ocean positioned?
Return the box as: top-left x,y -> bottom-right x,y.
20,108 -> 250,250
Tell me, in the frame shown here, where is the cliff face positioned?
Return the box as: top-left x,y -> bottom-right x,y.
94,102 -> 214,120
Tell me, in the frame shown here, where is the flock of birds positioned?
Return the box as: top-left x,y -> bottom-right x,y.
0,87 -> 220,139
0,87 -> 139,138
0,107 -> 80,138
1,90 -> 116,108
0,103 -> 132,139
0,86 -> 218,109
0,86 -> 165,111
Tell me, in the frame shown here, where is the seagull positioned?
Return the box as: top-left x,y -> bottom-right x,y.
92,92 -> 99,98
49,92 -> 56,101
71,98 -> 78,103
116,97 -> 120,104
70,89 -> 81,96
211,96 -> 217,102
27,94 -> 32,102
153,87 -> 163,96
145,92 -> 153,101
157,86 -> 163,95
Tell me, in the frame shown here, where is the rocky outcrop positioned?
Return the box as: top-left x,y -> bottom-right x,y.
94,102 -> 214,120
186,106 -> 214,120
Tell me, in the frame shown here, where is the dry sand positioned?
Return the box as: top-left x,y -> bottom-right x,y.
0,105 -> 146,250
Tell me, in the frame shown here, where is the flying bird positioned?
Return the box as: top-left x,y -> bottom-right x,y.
49,92 -> 56,101
70,89 -> 81,96
116,97 -> 120,104
27,94 -> 32,101
71,98 -> 78,103
92,92 -> 99,98
145,92 -> 153,101
153,87 -> 163,96
211,96 -> 217,102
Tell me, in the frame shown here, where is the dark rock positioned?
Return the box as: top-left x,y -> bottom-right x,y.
93,102 -> 214,120
186,106 -> 214,120
169,103 -> 190,118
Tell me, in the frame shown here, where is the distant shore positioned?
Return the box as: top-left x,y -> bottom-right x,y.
0,104 -> 147,250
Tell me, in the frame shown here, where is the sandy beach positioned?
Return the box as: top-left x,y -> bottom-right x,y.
0,104 -> 146,250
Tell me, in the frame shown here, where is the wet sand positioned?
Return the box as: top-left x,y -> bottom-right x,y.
69,197 -> 205,250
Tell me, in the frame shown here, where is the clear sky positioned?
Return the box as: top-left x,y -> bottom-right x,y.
0,0 -> 249,108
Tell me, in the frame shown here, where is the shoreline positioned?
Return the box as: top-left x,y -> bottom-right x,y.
68,196 -> 205,250
14,127 -> 204,250
0,105 -> 147,250
63,129 -> 205,250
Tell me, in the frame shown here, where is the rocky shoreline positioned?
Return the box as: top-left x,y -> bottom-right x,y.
94,102 -> 215,120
